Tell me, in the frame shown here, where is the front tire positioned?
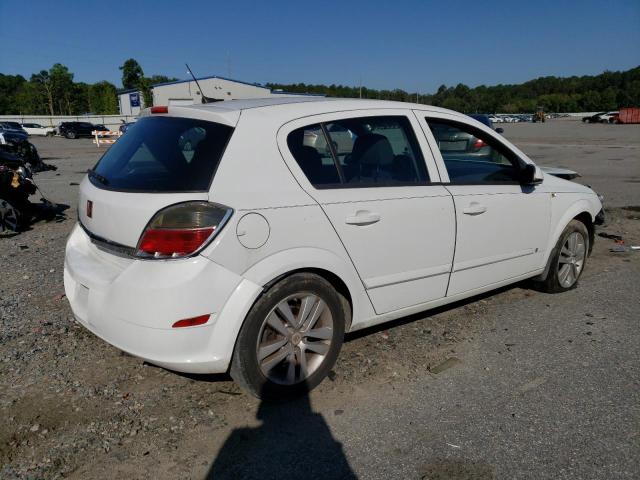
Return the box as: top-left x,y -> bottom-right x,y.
537,220 -> 589,293
230,273 -> 346,400
66,131 -> 76,139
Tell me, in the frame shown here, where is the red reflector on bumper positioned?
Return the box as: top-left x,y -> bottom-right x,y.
172,314 -> 210,328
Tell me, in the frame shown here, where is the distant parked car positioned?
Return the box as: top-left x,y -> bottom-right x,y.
468,114 -> 504,134
582,112 -> 605,123
21,123 -> 55,136
58,122 -> 107,139
598,112 -> 619,123
0,122 -> 28,136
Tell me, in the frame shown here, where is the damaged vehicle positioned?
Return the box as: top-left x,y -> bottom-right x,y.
64,98 -> 603,399
0,149 -> 37,233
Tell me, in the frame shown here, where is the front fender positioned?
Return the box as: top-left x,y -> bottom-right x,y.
539,196 -> 601,279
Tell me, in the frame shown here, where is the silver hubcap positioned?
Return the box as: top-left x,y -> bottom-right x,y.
256,293 -> 333,385
0,200 -> 19,233
557,232 -> 586,287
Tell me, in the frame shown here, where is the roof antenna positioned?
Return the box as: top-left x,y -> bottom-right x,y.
185,63 -> 221,103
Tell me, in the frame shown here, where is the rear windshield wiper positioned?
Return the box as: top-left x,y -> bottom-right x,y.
87,168 -> 109,185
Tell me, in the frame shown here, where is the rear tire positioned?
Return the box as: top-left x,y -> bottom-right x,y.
230,273 -> 346,400
536,220 -> 589,293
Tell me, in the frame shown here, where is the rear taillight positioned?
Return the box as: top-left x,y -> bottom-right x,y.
136,202 -> 232,259
472,138 -> 487,149
150,106 -> 168,114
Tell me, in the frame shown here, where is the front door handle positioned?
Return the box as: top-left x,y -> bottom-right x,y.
345,210 -> 381,226
462,202 -> 487,215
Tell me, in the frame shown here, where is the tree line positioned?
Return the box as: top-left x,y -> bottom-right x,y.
1,61 -> 638,116
267,66 -> 640,113
0,59 -> 175,116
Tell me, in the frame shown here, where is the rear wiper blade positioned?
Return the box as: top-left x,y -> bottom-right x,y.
87,168 -> 108,185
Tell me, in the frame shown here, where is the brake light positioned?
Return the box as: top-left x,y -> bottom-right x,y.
136,202 -> 232,259
172,314 -> 210,328
150,106 -> 168,114
473,138 -> 487,149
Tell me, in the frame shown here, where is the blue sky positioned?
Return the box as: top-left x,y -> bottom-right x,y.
1,0 -> 638,92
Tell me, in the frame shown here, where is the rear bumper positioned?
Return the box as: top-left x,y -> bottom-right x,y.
63,224 -> 262,373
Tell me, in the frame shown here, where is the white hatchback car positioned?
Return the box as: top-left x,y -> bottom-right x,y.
64,98 -> 603,399
21,123 -> 55,136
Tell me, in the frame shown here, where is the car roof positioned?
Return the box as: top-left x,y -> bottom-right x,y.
156,97 -> 464,127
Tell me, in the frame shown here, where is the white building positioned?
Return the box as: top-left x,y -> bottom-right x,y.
117,89 -> 144,116
118,75 -> 320,115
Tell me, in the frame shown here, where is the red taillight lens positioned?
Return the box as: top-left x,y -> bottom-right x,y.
138,227 -> 215,257
136,202 -> 232,259
172,314 -> 210,328
150,106 -> 168,114
473,138 -> 487,149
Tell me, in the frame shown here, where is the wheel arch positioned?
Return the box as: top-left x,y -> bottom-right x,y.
241,247 -> 373,332
537,201 -> 597,281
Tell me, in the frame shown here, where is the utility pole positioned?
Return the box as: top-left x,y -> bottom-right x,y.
359,75 -> 362,99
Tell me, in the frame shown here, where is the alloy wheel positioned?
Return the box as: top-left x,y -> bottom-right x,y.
557,231 -> 586,288
256,293 -> 334,385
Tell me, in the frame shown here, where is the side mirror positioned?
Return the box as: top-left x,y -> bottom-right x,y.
520,164 -> 543,185
495,127 -> 504,134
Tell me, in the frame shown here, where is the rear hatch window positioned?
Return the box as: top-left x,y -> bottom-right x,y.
90,116 -> 233,192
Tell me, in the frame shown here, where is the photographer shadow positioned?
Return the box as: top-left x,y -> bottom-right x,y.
207,387 -> 357,480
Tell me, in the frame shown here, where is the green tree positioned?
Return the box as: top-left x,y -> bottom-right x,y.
119,58 -> 144,90
49,63 -> 74,114
31,70 -> 55,115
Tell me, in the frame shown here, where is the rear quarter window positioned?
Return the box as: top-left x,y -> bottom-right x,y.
90,116 -> 233,192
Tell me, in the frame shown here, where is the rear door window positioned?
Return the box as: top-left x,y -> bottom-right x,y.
90,116 -> 233,192
287,115 -> 429,188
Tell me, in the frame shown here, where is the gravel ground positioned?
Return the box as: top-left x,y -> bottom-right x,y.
1,120 -> 639,479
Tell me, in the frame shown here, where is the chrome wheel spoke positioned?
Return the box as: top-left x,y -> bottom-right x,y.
559,264 -> 571,286
558,254 -> 571,264
267,312 -> 289,337
575,242 -> 586,260
276,301 -> 297,328
298,295 -> 317,329
286,353 -> 297,384
305,326 -> 333,340
260,347 -> 289,372
297,347 -> 308,379
571,263 -> 579,279
561,246 -> 571,257
258,337 -> 288,361
568,233 -> 577,252
301,299 -> 326,332
303,341 -> 329,355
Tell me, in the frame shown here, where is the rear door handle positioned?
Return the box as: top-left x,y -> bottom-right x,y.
345,210 -> 381,226
462,202 -> 487,215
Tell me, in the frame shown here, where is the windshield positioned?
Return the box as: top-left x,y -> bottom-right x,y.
91,116 -> 233,192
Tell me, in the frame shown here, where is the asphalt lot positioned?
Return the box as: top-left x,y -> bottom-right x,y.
1,119 -> 639,479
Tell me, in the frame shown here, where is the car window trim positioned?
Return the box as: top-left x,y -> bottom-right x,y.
293,114 -> 438,190
320,123 -> 346,184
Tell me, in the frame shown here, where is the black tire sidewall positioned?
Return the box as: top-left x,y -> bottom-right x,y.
231,273 -> 345,400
